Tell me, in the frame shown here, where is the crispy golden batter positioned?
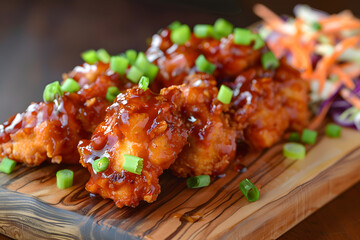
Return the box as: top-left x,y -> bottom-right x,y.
78,87 -> 189,207
228,60 -> 310,149
168,73 -> 236,177
0,62 -> 132,165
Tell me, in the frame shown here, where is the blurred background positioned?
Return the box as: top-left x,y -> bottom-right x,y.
0,0 -> 359,122
0,1 -> 359,238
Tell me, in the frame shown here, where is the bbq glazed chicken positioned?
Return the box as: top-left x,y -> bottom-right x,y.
226,60 -> 310,149
146,25 -> 310,150
168,73 -> 236,177
78,87 -> 189,207
0,18 -> 311,209
146,28 -> 261,90
0,62 -> 133,165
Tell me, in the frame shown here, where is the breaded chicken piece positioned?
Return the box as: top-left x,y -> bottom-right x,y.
168,73 -> 236,177
78,87 -> 189,208
228,60 -> 310,149
0,62 -> 133,165
146,28 -> 261,89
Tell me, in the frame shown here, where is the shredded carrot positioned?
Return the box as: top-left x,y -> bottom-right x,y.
308,101 -> 333,130
330,65 -> 355,89
340,89 -> 360,110
312,36 -> 360,92
340,63 -> 360,78
254,4 -> 360,128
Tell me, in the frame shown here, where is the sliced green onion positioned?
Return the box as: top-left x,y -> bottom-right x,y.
43,81 -> 64,103
134,52 -> 151,71
261,51 -> 280,70
239,178 -> 259,202
283,142 -> 306,159
339,106 -> 360,122
325,123 -> 341,138
0,158 -> 16,174
96,48 -> 111,63
233,28 -> 253,45
61,78 -> 80,93
312,22 -> 322,31
139,76 -> 150,91
170,24 -> 191,45
110,56 -> 129,75
92,157 -> 110,173
123,154 -> 143,175
134,52 -> 159,81
125,49 -> 137,65
253,34 -> 265,50
301,129 -> 318,145
106,86 -> 120,102
194,24 -> 214,38
81,49 -> 98,64
56,169 -> 74,189
186,175 -> 210,188
168,21 -> 181,30
126,65 -> 144,83
213,18 -> 233,39
288,132 -> 300,142
145,64 -> 159,82
217,85 -> 233,104
195,54 -> 216,74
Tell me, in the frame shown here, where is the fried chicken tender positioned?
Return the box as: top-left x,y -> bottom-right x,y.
0,62 -> 132,165
78,87 -> 189,207
228,60 -> 310,149
146,28 -> 261,89
168,73 -> 236,177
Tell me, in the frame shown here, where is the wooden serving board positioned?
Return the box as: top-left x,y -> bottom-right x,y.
0,126 -> 360,240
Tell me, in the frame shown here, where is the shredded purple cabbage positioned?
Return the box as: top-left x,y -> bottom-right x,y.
327,79 -> 360,129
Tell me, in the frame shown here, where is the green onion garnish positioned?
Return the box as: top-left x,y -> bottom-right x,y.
92,157 -> 110,173
168,21 -> 182,30
0,158 -> 16,174
56,169 -> 74,189
213,18 -> 233,39
125,49 -> 137,65
126,65 -> 144,83
312,22 -> 322,31
81,49 -> 98,64
106,86 -> 120,102
288,132 -> 300,142
194,24 -> 214,38
110,56 -> 129,75
134,52 -> 151,72
145,64 -> 159,82
261,51 -> 280,70
253,34 -> 265,50
195,54 -> 216,74
239,178 -> 259,202
217,85 -> 233,104
301,129 -> 318,145
139,76 -> 150,91
123,154 -> 143,175
283,142 -> 306,159
134,52 -> 159,81
96,48 -> 111,64
233,28 -> 253,45
61,78 -> 80,93
43,81 -> 64,103
186,175 -> 210,188
325,123 -> 341,138
170,24 -> 191,45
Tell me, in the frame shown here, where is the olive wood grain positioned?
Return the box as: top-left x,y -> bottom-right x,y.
0,127 -> 359,240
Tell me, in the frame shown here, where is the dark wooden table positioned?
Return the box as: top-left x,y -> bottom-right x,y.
0,0 -> 359,239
